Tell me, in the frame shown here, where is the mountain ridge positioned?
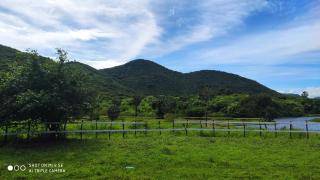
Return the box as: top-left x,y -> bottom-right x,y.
0,44 -> 277,96
100,58 -> 277,95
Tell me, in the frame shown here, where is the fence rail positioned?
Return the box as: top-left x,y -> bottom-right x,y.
2,128 -> 320,136
1,119 -> 319,140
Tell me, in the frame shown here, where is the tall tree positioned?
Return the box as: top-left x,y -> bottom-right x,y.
131,95 -> 142,117
152,96 -> 176,119
107,98 -> 121,120
199,85 -> 212,122
238,94 -> 279,121
0,49 -> 96,138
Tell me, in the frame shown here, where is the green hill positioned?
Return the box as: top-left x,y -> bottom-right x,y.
101,59 -> 276,95
65,62 -> 132,95
0,44 -> 277,96
0,44 -> 19,60
100,59 -> 186,95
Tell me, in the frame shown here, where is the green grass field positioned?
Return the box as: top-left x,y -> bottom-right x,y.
1,131 -> 320,179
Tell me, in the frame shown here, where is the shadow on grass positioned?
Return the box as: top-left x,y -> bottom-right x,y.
0,137 -> 91,149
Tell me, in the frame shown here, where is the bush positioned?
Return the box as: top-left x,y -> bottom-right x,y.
186,107 -> 205,117
107,105 -> 120,120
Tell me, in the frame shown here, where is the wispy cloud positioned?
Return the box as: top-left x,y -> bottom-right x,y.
0,0 -> 319,74
0,0 -> 161,68
198,20 -> 320,65
144,0 -> 267,57
0,0 -> 269,68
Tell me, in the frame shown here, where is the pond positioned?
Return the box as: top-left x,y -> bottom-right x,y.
240,117 -> 320,131
274,117 -> 320,131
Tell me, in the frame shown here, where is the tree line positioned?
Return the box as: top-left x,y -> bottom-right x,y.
0,49 -> 96,138
105,92 -> 320,121
1,50 -> 319,139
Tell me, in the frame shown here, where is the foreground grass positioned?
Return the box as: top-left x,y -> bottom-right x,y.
1,133 -> 320,179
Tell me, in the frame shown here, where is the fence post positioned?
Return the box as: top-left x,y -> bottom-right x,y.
122,120 -> 125,138
187,119 -> 189,129
55,122 -> 59,139
145,121 -> 148,136
243,121 -> 246,137
227,120 -> 230,136
134,121 -> 137,137
185,122 -> 188,136
172,119 -> 175,133
109,122 -> 112,140
259,120 -> 262,137
274,122 -> 277,137
80,120 -> 83,140
212,120 -> 215,137
159,120 -> 161,135
95,119 -> 98,139
289,121 -> 292,139
205,117 -> 208,127
200,120 -> 202,136
305,120 -> 309,139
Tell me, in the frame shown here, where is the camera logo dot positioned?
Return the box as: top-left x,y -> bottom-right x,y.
7,165 -> 26,171
7,165 -> 13,171
20,165 -> 26,171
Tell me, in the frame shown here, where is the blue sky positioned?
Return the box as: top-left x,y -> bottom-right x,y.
0,0 -> 319,97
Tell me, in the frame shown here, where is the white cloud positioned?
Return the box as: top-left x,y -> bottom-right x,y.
192,2 -> 320,66
82,59 -> 123,69
198,21 -> 320,65
281,87 -> 320,98
305,87 -> 320,98
1,0 -> 318,70
0,0 -> 269,68
144,0 -> 267,57
0,0 -> 161,68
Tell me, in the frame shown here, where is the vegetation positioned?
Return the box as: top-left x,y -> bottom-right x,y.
0,49 -> 96,137
1,134 -> 320,179
131,95 -> 142,117
101,59 -> 277,96
0,45 -> 277,97
0,44 -> 319,132
107,99 -> 121,120
151,96 -> 176,119
1,43 -> 320,179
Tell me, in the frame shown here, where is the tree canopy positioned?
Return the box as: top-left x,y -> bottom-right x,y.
0,49 -> 96,132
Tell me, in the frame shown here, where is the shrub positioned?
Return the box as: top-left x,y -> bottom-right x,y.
186,107 -> 205,117
107,105 -> 120,120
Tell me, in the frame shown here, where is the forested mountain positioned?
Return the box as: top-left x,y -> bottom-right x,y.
0,44 -> 19,60
101,59 -> 277,95
100,59 -> 186,95
0,44 -> 277,96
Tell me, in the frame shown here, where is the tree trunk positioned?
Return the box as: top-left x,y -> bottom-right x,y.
135,106 -> 138,117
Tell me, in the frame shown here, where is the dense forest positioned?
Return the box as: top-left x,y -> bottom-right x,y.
0,44 -> 319,134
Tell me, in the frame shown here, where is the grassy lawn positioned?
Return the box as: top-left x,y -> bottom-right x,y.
1,132 -> 320,179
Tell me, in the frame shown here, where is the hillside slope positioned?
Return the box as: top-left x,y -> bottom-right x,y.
101,59 -> 276,95
100,59 -> 187,95
1,44 -> 277,96
0,44 -> 130,96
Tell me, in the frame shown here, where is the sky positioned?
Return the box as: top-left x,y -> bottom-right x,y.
0,0 -> 319,97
